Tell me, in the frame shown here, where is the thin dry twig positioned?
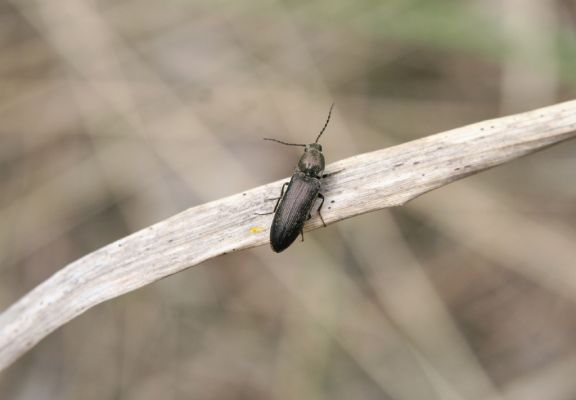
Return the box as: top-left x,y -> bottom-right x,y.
1,100 -> 575,371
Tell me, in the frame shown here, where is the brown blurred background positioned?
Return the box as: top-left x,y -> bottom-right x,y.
2,0 -> 576,399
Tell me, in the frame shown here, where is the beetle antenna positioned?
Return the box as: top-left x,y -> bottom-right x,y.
263,138 -> 306,147
314,102 -> 334,143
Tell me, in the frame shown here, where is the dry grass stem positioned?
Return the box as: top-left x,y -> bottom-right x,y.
0,100 -> 575,371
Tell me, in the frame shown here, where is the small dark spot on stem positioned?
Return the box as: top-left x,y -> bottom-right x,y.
330,200 -> 335,204
168,239 -> 173,243
394,163 -> 403,168
455,167 -> 461,171
413,161 -> 420,165
242,193 -> 246,196
464,165 -> 471,169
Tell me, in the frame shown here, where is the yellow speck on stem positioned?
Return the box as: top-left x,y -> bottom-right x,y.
249,226 -> 266,234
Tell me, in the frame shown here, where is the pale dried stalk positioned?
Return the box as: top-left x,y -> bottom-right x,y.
1,100 -> 576,371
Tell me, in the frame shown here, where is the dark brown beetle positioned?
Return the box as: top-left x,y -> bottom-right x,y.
263,104 -> 334,252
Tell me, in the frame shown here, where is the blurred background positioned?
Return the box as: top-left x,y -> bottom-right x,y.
1,0 -> 576,399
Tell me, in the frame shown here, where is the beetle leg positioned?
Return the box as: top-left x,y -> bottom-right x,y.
273,182 -> 289,212
322,169 -> 343,179
316,193 -> 326,227
256,182 -> 289,215
300,230 -> 304,242
264,181 -> 289,201
255,210 -> 275,215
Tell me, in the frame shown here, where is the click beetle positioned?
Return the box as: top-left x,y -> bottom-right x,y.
263,104 -> 334,252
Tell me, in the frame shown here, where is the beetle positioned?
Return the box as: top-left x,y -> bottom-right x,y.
262,104 -> 334,252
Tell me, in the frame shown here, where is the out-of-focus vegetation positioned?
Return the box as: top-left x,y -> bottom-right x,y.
1,0 -> 576,399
